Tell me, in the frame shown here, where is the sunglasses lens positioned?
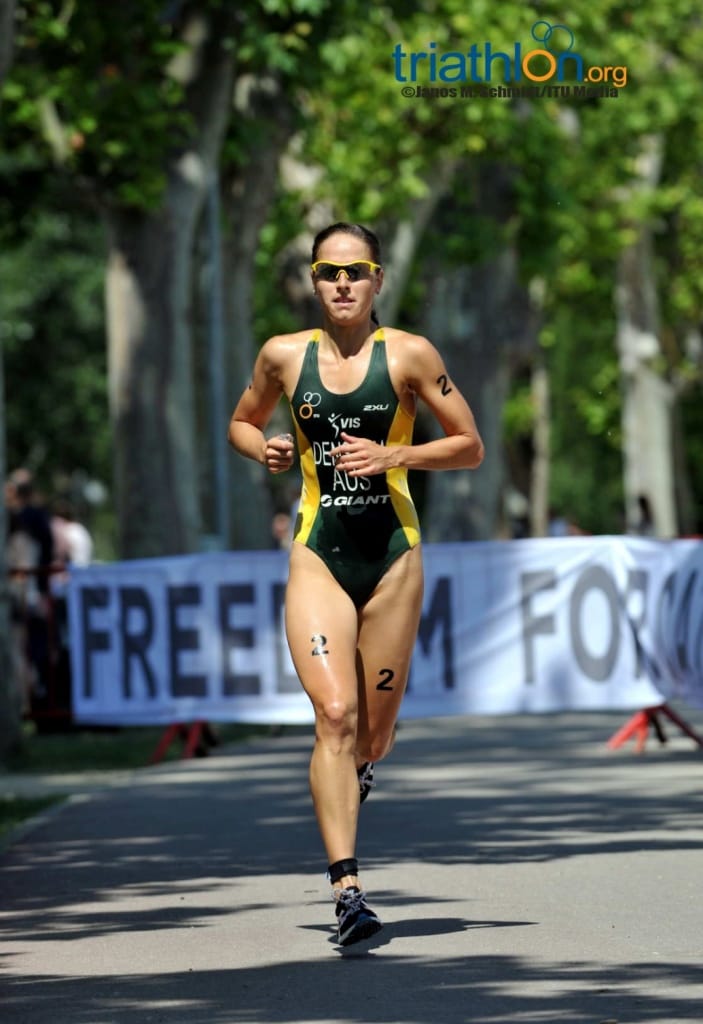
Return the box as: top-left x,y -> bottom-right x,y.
314,262 -> 373,282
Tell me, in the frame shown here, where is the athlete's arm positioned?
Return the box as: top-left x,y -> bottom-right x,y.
227,338 -> 295,474
332,335 -> 484,477
399,334 -> 484,469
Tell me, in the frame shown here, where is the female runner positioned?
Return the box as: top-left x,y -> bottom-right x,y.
228,222 -> 484,948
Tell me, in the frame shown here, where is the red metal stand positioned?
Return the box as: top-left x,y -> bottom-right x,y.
607,703 -> 703,753
149,721 -> 210,764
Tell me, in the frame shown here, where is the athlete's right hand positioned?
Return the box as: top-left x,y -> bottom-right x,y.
264,432 -> 295,474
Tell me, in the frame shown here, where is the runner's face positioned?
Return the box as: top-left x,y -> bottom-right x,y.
312,234 -> 383,324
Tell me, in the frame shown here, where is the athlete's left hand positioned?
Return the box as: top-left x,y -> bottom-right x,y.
331,432 -> 400,477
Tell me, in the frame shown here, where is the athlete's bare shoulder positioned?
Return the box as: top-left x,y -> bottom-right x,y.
255,329 -> 315,395
382,326 -> 438,351
382,327 -> 445,387
260,329 -> 311,364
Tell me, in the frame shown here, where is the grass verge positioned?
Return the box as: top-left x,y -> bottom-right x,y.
0,794 -> 65,842
1,721 -> 293,839
5,722 -> 277,774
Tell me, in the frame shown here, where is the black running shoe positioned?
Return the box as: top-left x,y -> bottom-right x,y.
335,886 -> 383,947
357,761 -> 375,804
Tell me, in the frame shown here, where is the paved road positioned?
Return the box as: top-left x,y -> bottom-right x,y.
1,709 -> 702,1024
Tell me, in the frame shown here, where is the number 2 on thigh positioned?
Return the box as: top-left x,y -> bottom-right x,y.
376,668 -> 395,691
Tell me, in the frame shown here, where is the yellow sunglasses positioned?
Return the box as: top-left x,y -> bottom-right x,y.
311,260 -> 381,282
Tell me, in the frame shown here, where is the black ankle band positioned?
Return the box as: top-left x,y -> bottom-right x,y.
327,858 -> 359,884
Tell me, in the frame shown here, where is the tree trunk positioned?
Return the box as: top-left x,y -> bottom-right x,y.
421,164 -> 538,541
104,9 -> 236,558
221,75 -> 296,549
0,0 -> 14,82
105,201 -> 203,557
530,354 -> 550,537
671,393 -> 697,536
0,0 -> 22,762
615,134 -> 677,537
377,160 -> 458,327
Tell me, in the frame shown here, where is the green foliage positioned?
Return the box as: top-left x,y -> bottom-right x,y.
2,0 -> 194,207
503,381 -> 535,440
538,267 -> 625,532
253,190 -> 308,340
0,178 -> 110,500
678,393 -> 703,531
245,0 -> 703,534
4,0 -> 703,540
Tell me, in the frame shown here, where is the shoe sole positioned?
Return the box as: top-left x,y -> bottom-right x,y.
338,916 -> 383,948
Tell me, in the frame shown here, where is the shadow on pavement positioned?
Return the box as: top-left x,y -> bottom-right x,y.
3,956 -> 703,1023
1,713 -> 702,1022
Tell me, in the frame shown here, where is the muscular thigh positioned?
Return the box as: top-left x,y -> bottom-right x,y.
285,543 -> 360,711
355,545 -> 424,751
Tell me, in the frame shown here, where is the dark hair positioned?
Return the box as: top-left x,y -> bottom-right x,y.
311,222 -> 382,265
311,222 -> 382,325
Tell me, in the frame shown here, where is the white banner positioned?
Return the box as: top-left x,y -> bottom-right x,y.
67,537 -> 703,725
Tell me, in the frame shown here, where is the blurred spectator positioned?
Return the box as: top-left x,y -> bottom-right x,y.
548,507 -> 585,537
5,468 -> 55,714
51,498 -> 94,568
6,468 -> 54,586
631,494 -> 655,537
49,498 -> 93,726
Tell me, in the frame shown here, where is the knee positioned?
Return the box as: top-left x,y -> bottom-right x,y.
358,723 -> 397,763
315,698 -> 357,746
359,736 -> 390,763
